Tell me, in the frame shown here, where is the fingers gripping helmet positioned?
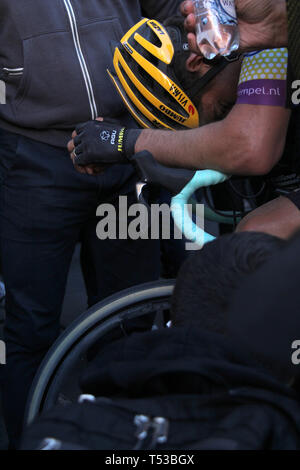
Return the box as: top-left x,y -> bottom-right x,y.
107,18 -> 201,130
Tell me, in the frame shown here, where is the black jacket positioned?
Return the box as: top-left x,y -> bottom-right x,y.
77,326 -> 300,450
0,0 -> 180,147
80,325 -> 298,402
21,326 -> 300,450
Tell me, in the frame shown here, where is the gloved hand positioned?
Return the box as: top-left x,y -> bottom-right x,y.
71,119 -> 142,166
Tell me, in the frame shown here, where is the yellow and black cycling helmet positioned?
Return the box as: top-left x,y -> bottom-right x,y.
107,16 -> 231,130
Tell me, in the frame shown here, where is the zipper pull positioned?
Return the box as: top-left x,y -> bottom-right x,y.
38,438 -> 62,450
150,417 -> 169,448
78,394 -> 96,404
134,414 -> 151,440
133,414 -> 151,450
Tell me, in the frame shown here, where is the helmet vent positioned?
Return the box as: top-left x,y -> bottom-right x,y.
118,62 -> 189,128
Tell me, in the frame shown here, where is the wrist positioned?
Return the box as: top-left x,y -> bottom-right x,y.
123,128 -> 142,160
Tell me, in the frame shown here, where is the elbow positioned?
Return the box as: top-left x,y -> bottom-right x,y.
240,152 -> 276,176
226,135 -> 283,176
251,158 -> 277,176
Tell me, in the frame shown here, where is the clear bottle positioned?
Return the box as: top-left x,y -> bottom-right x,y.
193,0 -> 239,60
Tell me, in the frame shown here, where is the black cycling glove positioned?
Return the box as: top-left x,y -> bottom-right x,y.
73,119 -> 142,166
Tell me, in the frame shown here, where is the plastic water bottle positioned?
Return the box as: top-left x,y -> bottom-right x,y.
193,0 -> 239,60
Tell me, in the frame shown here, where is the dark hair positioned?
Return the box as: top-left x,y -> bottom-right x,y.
171,232 -> 285,331
171,232 -> 289,381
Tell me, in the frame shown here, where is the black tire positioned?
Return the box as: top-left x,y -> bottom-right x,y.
24,280 -> 175,427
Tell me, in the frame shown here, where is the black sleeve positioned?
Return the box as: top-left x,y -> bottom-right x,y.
287,0 -> 300,80
140,0 -> 181,22
228,232 -> 300,380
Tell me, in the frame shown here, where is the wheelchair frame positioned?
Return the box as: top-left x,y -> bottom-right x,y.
24,280 -> 174,427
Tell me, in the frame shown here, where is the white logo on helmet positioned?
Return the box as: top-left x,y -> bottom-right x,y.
100,130 -> 111,141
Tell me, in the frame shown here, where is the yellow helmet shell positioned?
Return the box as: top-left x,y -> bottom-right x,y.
108,18 -> 199,130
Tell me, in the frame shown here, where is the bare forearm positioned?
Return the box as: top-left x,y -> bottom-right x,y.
135,120 -> 247,174
135,104 -> 290,176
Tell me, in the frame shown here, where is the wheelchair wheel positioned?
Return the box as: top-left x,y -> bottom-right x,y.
24,280 -> 174,427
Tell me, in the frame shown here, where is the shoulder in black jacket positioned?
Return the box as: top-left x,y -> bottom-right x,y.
0,0 -> 180,146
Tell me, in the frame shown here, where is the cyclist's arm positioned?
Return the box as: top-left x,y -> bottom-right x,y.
136,48 -> 291,176
135,104 -> 290,175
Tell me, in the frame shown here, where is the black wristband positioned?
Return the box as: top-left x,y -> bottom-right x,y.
123,128 -> 142,159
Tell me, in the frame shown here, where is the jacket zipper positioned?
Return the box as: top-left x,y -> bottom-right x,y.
62,0 -> 98,120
